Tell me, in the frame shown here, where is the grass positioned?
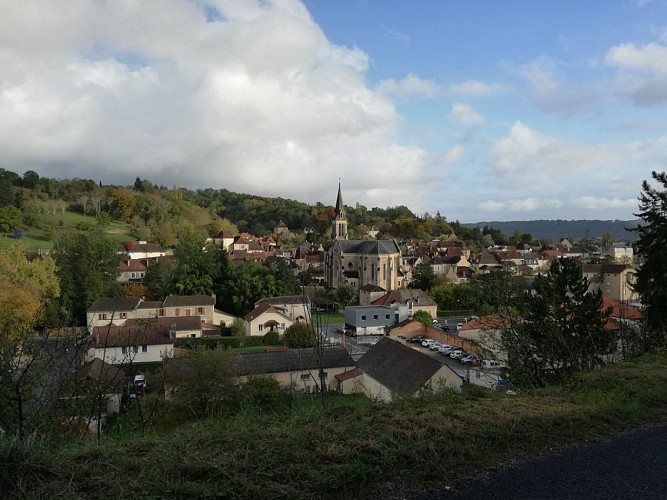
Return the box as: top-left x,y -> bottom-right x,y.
6,354 -> 667,499
0,211 -> 134,250
312,312 -> 345,325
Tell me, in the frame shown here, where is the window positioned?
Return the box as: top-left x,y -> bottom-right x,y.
131,273 -> 136,278
141,345 -> 147,353
98,313 -> 107,320
258,324 -> 263,332
197,307 -> 204,315
373,314 -> 378,320
300,373 -> 310,380
281,323 -> 285,330
159,309 -> 165,317
191,334 -> 196,338
385,315 -> 390,319
133,346 -> 139,354
361,315 -> 366,321
175,308 -> 180,317
119,312 -> 127,319
122,346 -> 127,354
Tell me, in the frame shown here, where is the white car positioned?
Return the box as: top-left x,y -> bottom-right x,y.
421,339 -> 437,347
436,344 -> 452,354
450,350 -> 466,359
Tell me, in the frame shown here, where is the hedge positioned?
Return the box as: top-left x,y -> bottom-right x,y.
175,335 -> 279,350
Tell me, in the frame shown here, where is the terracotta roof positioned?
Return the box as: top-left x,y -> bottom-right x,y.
243,303 -> 292,322
125,315 -> 203,332
371,289 -> 437,307
90,324 -> 173,348
119,259 -> 148,272
601,297 -> 643,320
334,367 -> 363,382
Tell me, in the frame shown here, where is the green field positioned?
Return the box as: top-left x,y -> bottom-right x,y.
0,211 -> 134,249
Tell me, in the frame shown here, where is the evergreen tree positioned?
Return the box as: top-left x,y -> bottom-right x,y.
501,258 -> 613,386
633,171 -> 667,347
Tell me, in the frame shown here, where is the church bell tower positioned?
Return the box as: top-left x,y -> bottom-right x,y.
332,182 -> 348,240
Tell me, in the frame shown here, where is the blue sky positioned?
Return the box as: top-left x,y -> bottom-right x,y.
1,0 -> 667,222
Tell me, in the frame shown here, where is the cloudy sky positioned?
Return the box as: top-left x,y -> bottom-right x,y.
2,0 -> 667,222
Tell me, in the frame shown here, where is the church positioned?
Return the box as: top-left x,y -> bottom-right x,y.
324,184 -> 404,295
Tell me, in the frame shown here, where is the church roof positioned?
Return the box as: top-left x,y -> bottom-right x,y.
334,182 -> 345,219
333,239 -> 400,255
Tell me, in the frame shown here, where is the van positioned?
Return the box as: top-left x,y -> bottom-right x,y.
482,360 -> 503,369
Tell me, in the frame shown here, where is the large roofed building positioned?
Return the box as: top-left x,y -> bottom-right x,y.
324,184 -> 403,294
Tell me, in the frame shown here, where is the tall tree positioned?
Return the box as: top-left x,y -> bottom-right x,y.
633,171 -> 667,347
53,229 -> 120,325
410,262 -> 436,291
0,243 -> 61,438
500,258 -> 613,386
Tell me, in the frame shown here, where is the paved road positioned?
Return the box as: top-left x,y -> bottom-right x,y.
410,421 -> 667,500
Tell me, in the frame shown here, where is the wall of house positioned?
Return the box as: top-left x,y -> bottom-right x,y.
429,365 -> 464,391
239,366 -> 355,393
355,373 -> 394,402
86,344 -> 173,365
245,312 -> 293,336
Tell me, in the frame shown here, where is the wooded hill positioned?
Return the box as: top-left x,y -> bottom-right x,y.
0,168 -> 636,247
463,219 -> 640,242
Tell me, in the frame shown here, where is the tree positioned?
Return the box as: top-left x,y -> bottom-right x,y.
164,347 -> 237,418
0,206 -> 22,234
335,283 -> 357,309
634,171 -> 667,347
500,258 -> 613,387
283,322 -> 314,349
53,229 -> 121,325
410,262 -> 436,291
0,243 -> 62,439
412,310 -> 433,326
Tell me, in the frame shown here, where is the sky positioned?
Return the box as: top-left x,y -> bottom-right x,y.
2,1 -> 667,222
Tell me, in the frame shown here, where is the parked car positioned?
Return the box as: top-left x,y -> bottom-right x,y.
450,350 -> 466,360
429,342 -> 444,351
482,359 -> 504,370
435,344 -> 452,354
408,336 -> 424,343
456,323 -> 464,329
461,355 -> 483,365
421,339 -> 438,347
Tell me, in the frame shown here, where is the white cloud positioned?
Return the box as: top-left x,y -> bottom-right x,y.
516,57 -> 594,115
606,41 -> 667,105
375,73 -> 439,100
450,103 -> 484,127
0,0 -> 435,210
439,145 -> 465,164
446,80 -> 507,97
572,197 -> 637,210
478,200 -> 505,212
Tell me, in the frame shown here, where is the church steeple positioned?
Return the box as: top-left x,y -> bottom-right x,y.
332,182 -> 348,240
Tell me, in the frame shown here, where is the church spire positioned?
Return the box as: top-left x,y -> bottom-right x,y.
332,182 -> 348,240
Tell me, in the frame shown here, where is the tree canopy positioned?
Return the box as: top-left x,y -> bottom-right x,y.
633,171 -> 667,346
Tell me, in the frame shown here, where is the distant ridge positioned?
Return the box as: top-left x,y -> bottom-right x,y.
462,219 -> 641,242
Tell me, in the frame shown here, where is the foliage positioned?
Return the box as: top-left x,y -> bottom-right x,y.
0,206 -> 22,233
241,376 -> 286,409
53,229 -> 121,325
164,347 -> 238,417
410,262 -> 436,291
412,310 -> 434,326
231,317 -> 245,337
216,261 -> 300,317
0,244 -> 64,438
335,283 -> 357,309
500,258 -> 613,386
283,322 -> 314,348
262,331 -> 280,346
633,171 -> 667,347
174,336 -> 266,350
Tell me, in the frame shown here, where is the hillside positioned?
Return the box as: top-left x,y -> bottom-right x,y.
463,219 -> 641,242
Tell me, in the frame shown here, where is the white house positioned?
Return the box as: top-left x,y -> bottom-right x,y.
86,324 -> 174,365
243,303 -> 294,336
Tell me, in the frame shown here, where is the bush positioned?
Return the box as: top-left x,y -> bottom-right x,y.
241,377 -> 286,409
174,336 -> 266,350
263,331 -> 280,346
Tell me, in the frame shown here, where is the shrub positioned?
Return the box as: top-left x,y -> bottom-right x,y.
241,377 -> 286,409
263,331 -> 280,346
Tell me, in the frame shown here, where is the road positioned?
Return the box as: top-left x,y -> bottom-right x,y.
409,420 -> 667,500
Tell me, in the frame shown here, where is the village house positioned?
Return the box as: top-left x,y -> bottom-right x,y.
86,323 -> 175,365
235,347 -> 355,394
86,295 -> 223,330
336,337 -> 463,402
369,289 -> 438,319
